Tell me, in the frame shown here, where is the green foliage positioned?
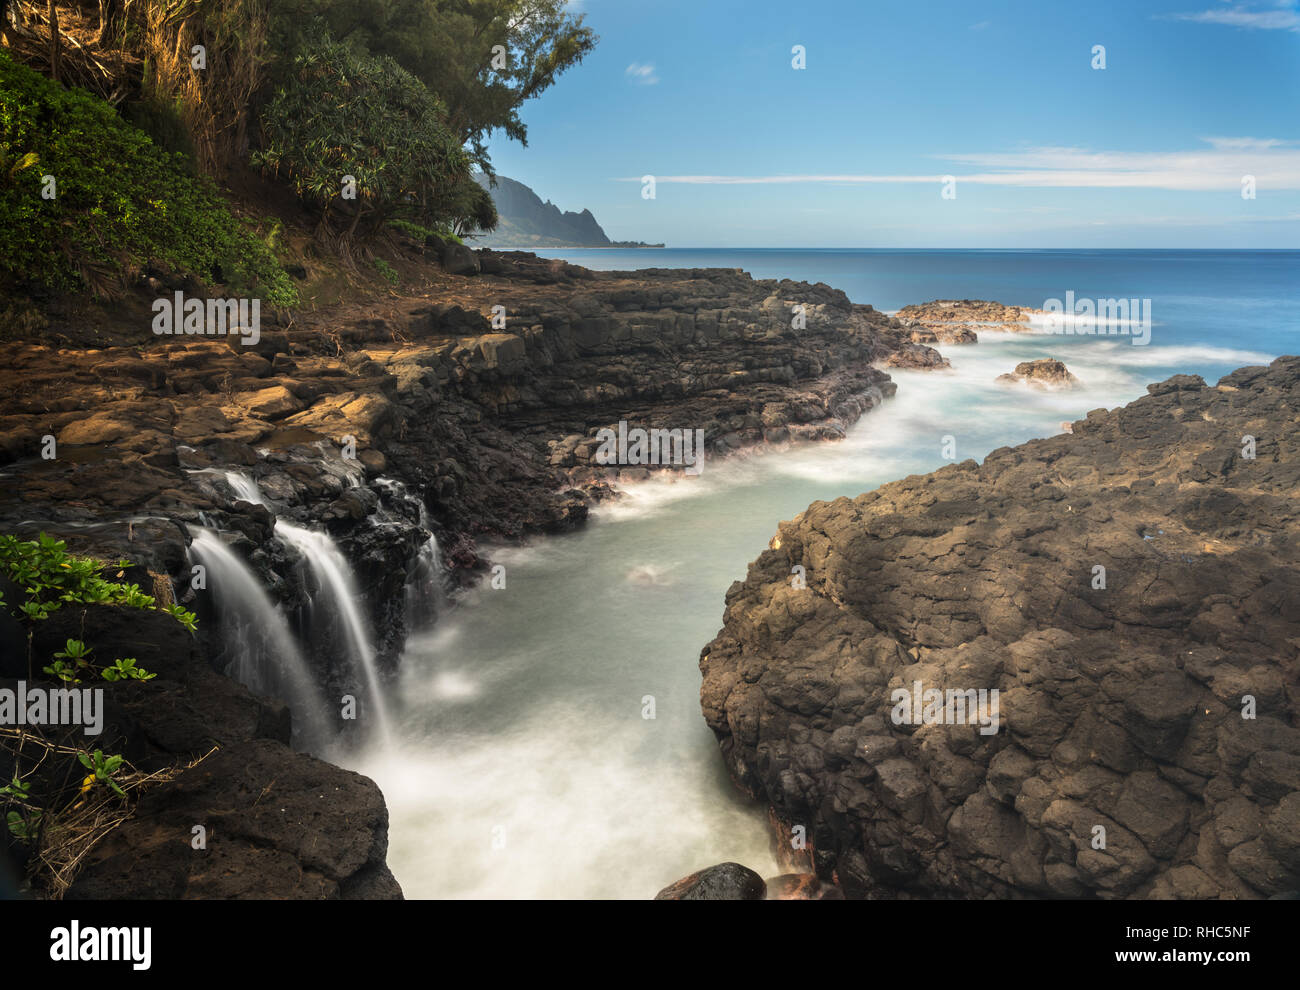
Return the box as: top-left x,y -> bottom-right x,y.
162,602 -> 198,633
2,777 -> 39,843
372,258 -> 399,285
388,218 -> 463,245
0,778 -> 29,801
0,48 -> 296,307
444,175 -> 498,237
78,750 -> 127,798
265,1 -> 596,175
44,639 -> 92,684
251,31 -> 471,238
405,0 -> 597,175
6,808 -> 40,842
0,533 -> 194,634
121,92 -> 199,171
102,658 -> 157,682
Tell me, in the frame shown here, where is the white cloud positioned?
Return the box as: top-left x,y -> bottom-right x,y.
618,139 -> 1300,191
1202,137 -> 1287,151
1164,2 -> 1300,31
625,62 -> 659,85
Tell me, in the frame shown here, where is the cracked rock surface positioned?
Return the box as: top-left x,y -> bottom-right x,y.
700,356 -> 1300,899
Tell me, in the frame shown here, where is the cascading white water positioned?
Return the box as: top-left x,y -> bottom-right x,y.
275,520 -> 393,743
187,528 -> 330,746
218,470 -> 394,742
404,535 -> 445,632
224,472 -> 264,505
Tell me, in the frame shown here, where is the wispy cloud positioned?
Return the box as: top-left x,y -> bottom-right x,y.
617,139 -> 1300,191
968,21 -> 992,31
625,62 -> 659,85
1203,136 -> 1287,151
1163,1 -> 1300,32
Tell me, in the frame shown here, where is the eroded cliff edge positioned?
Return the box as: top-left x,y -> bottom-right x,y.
700,356 -> 1300,899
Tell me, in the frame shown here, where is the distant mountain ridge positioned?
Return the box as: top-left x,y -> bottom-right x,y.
469,173 -> 660,248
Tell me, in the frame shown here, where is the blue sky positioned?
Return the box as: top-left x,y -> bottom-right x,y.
482,0 -> 1300,247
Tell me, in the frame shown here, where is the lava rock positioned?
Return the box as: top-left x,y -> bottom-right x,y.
654,862 -> 767,900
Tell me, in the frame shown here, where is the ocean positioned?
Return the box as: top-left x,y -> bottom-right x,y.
345,249 -> 1298,898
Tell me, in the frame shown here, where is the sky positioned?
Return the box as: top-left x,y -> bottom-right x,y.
482,0 -> 1300,248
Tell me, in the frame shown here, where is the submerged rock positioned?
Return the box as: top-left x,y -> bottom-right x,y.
700,356 -> 1300,899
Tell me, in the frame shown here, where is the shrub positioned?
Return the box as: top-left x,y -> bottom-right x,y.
0,532 -> 195,632
251,31 -> 473,241
0,48 -> 296,307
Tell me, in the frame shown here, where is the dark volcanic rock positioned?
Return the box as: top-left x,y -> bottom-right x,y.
883,342 -> 950,370
897,299 -> 1032,324
65,740 -> 400,900
654,861 -> 767,900
765,873 -> 846,899
699,356 -> 1300,899
438,241 -> 481,277
0,604 -> 400,900
997,358 -> 1079,388
0,258 -> 932,899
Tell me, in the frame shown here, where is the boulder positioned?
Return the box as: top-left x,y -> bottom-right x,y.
654,862 -> 767,900
996,358 -> 1079,388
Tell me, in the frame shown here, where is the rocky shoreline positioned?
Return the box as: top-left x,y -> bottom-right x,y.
698,355 -> 1300,899
7,245 -> 1291,901
0,251 -> 935,898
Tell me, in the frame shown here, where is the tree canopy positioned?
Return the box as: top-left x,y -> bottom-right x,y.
267,0 -> 597,175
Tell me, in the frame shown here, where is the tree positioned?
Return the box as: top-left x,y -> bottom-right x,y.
408,0 -> 597,175
250,31 -> 473,244
268,1 -> 597,176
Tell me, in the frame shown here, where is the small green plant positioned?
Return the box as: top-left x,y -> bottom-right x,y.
44,639 -> 92,683
2,777 -> 40,842
387,218 -> 434,242
42,659 -> 78,683
102,658 -> 156,682
77,751 -> 126,798
373,258 -> 400,285
0,776 -> 30,801
5,809 -> 40,841
162,603 -> 198,633
54,639 -> 90,662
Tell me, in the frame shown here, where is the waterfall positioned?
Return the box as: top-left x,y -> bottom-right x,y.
223,471 -> 264,505
275,521 -> 393,742
187,529 -> 330,746
405,534 -> 445,632
214,470 -> 394,742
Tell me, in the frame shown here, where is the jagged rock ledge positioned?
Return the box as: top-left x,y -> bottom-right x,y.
699,356 -> 1300,899
0,600 -> 400,899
